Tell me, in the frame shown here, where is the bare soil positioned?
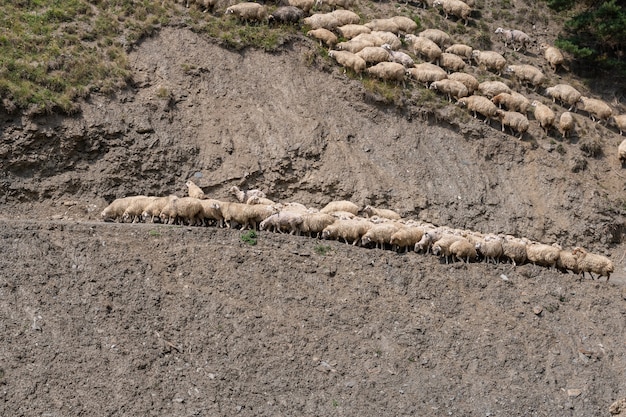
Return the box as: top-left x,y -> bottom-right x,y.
1,9 -> 626,417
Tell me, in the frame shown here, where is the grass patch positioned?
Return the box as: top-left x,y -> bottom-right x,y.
241,230 -> 258,245
148,229 -> 161,237
314,244 -> 332,256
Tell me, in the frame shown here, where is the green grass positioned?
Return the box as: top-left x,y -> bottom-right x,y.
240,230 -> 258,245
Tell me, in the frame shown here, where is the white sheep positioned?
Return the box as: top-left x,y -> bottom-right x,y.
556,249 -> 579,274
101,196 -> 148,222
456,95 -> 501,124
220,201 -> 276,230
618,139 -> 626,165
447,72 -> 479,95
299,212 -> 336,238
336,39 -> 374,54
531,100 -> 556,134
160,197 -> 204,226
141,195 -> 179,223
328,50 -> 367,74
390,15 -> 418,33
419,28 -> 452,47
307,28 -> 338,48
501,235 -> 527,266
477,80 -> 511,98
494,28 -> 531,52
438,52 -> 466,73
321,218 -> 372,245
200,198 -> 224,227
389,226 -> 424,253
558,111 -> 575,139
314,0 -> 354,10
330,210 -> 356,220
366,62 -> 406,84
185,180 -> 205,199
365,18 -> 400,34
229,185 -> 266,203
505,64 -> 546,91
337,24 -> 371,39
449,239 -> 478,263
432,0 -> 472,26
303,13 -> 340,31
430,79 -> 469,102
475,236 -> 503,264
370,31 -> 402,50
225,2 -> 267,23
571,247 -> 614,281
545,84 -> 582,111
356,46 -> 391,65
540,43 -> 565,72
471,50 -> 507,75
319,200 -> 360,215
610,114 -> 626,135
445,43 -> 473,62
406,63 -> 448,87
284,0 -> 315,13
431,234 -> 466,263
382,44 -> 414,67
360,222 -> 402,249
404,34 -> 442,64
496,110 -> 529,140
525,242 -> 561,269
246,195 -> 276,205
414,228 -> 441,253
361,205 -> 401,220
329,9 -> 360,25
121,196 -> 158,223
579,96 -> 613,124
491,91 -> 530,114
259,211 -> 303,234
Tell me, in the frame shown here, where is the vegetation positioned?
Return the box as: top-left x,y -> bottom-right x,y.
240,230 -> 258,246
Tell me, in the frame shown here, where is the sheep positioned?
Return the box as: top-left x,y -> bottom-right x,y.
545,84 -> 582,111
389,226 -> 425,253
360,222 -> 402,249
448,239 -> 478,263
419,28 -> 452,47
225,2 -> 267,24
159,197 -> 204,226
246,195 -> 276,205
404,34 -> 442,64
382,44 -> 414,68
390,16 -> 418,33
141,195 -> 179,223
185,180 -> 205,199
556,249 -> 579,274
491,91 -> 530,114
445,43 -> 473,63
229,185 -> 266,203
220,202 -> 277,230
610,114 -> 626,135
430,79 -> 469,102
268,6 -> 304,26
356,46 -> 391,65
438,52 -> 466,73
303,13 -> 340,31
525,242 -> 561,269
540,43 -> 565,72
501,235 -> 527,266
456,95 -> 501,124
477,80 -> 511,98
495,110 -> 529,140
432,0 -> 472,26
366,61 -> 406,84
531,100 -> 556,133
558,111 -> 575,139
320,200 -> 360,215
361,205 -> 401,220
199,199 -> 224,227
329,9 -> 360,26
431,235 -> 467,263
259,211 -> 303,235
505,64 -> 546,91
414,228 -> 441,253
188,0 -> 217,12
371,31 -> 402,50
314,0 -> 354,10
321,218 -> 372,245
471,50 -> 507,75
406,63 -> 447,87
299,212 -> 336,238
475,236 -> 503,264
101,196 -> 148,222
121,196 -> 158,223
351,33 -> 384,48
447,72 -> 479,95
307,28 -> 338,47
329,50 -> 367,75
579,96 -> 613,124
283,0 -> 315,13
337,24 -> 371,39
494,28 -> 531,52
364,18 -> 400,34
618,139 -> 626,165
330,210 -> 356,220
571,247 -> 614,281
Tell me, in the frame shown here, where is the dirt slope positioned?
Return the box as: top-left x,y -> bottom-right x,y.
1,3 -> 626,415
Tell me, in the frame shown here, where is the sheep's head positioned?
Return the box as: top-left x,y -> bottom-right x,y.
494,27 -> 504,34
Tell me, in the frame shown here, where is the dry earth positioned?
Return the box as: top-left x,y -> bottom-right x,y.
1,5 -> 626,416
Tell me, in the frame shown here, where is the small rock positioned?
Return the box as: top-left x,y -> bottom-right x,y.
533,305 -> 543,315
567,389 -> 582,397
500,274 -> 509,281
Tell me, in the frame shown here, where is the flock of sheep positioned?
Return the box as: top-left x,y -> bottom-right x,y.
177,0 -> 626,161
100,181 -> 615,281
